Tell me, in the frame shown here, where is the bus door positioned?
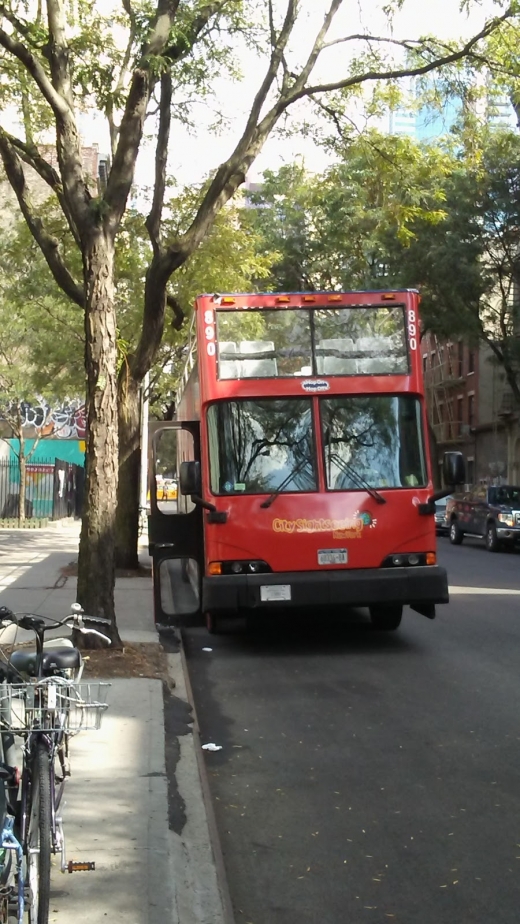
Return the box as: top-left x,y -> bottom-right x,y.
148,422 -> 204,627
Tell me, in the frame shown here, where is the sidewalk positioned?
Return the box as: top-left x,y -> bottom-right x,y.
0,520 -> 232,924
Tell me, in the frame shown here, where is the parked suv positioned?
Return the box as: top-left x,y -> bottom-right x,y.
448,484 -> 520,551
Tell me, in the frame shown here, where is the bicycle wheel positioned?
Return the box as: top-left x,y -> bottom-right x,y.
27,740 -> 51,924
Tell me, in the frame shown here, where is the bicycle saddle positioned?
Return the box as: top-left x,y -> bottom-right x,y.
10,647 -> 81,676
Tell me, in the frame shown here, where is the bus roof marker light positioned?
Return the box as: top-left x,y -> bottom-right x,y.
220,297 -> 236,306
328,294 -> 342,302
276,296 -> 290,303
302,295 -> 316,303
381,293 -> 396,300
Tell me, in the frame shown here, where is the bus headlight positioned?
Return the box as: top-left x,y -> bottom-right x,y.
209,560 -> 272,575
381,553 -> 432,567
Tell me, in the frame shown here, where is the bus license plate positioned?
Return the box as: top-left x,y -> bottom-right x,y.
318,549 -> 347,565
260,585 -> 291,602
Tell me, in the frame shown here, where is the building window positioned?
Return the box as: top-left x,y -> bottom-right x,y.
468,349 -> 475,374
423,354 -> 428,374
468,393 -> 475,427
458,341 -> 464,377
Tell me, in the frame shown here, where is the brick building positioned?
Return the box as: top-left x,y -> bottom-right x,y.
423,334 -> 520,486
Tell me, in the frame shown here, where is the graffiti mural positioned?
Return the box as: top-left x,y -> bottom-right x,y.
16,399 -> 86,440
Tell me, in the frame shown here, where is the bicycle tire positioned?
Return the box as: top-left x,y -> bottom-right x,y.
27,740 -> 51,924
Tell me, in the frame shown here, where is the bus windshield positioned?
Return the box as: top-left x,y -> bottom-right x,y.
216,305 -> 408,379
206,394 -> 426,497
322,395 -> 427,490
207,398 -> 317,496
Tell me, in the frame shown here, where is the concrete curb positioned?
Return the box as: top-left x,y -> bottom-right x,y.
166,642 -> 236,924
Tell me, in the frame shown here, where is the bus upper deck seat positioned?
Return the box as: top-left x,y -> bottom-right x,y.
218,341 -> 239,379
238,340 -> 278,377
316,338 -> 357,374
356,336 -> 388,373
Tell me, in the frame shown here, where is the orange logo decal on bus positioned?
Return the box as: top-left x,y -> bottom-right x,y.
272,517 -> 365,537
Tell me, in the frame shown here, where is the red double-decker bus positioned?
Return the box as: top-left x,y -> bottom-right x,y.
148,290 -> 464,633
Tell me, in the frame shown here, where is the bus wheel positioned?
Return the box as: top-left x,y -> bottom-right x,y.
205,611 -> 219,634
369,604 -> 403,631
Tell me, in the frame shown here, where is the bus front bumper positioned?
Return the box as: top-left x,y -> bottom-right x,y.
202,565 -> 448,618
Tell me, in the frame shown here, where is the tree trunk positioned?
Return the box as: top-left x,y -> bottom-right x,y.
116,377 -> 142,570
18,445 -> 26,525
76,232 -> 122,648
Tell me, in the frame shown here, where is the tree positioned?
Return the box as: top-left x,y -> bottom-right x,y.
246,132 -> 454,293
392,130 -> 520,406
0,0 -> 515,644
0,249 -> 62,522
0,190 -> 273,555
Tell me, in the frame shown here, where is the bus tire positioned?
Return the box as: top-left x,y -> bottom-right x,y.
369,604 -> 403,631
449,519 -> 464,545
205,612 -> 219,634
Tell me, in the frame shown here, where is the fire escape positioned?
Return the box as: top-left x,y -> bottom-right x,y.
425,338 -> 467,446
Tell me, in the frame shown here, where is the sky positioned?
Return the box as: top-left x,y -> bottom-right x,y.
84,0 -> 503,190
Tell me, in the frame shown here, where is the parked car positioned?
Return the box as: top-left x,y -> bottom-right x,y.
447,484 -> 520,551
434,495 -> 453,535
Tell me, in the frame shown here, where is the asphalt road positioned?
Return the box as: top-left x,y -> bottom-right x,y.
183,537 -> 520,924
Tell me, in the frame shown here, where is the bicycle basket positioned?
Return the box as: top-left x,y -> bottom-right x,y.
0,680 -> 111,734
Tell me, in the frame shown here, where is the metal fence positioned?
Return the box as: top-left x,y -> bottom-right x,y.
0,458 -> 84,520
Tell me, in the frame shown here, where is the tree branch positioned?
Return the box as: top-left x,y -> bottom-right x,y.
288,9 -> 516,103
0,130 -> 84,308
3,131 -> 82,246
104,0 -> 229,234
145,72 -> 172,252
106,22 -> 138,159
167,294 -> 184,331
0,14 -> 92,232
0,4 -> 44,47
0,23 -> 68,118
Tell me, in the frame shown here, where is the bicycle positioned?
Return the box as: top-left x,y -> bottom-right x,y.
0,604 -> 111,924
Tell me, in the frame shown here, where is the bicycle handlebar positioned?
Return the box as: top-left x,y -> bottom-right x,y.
0,606 -> 112,646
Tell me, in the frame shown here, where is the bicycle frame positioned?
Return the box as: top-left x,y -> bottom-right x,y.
20,730 -> 67,871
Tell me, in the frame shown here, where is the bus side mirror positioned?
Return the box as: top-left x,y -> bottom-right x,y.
443,451 -> 465,487
179,461 -> 201,496
419,451 -> 466,515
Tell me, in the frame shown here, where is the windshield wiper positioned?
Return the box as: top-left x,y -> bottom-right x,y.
260,456 -> 312,509
328,452 -> 387,505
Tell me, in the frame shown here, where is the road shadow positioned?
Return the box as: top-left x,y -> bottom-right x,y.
184,606 -> 426,659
